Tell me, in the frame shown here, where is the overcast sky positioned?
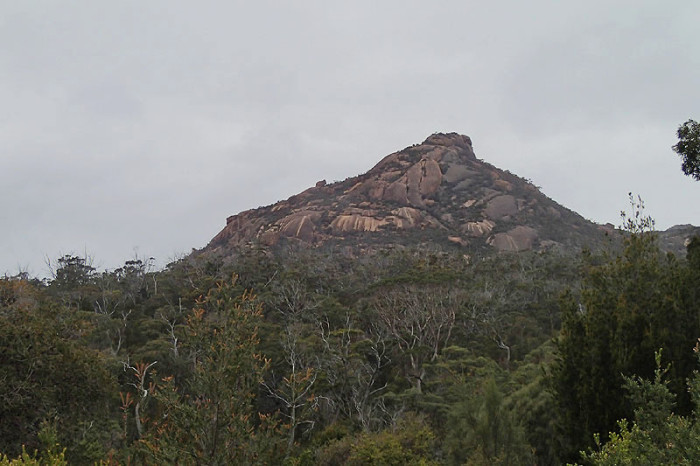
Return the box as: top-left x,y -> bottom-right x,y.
2,1 -> 699,277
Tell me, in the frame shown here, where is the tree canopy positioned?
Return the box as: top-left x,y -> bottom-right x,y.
1,201 -> 698,463
673,119 -> 700,180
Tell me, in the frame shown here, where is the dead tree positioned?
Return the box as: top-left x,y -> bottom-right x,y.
374,285 -> 459,394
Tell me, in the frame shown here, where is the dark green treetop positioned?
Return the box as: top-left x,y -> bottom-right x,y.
673,119 -> 700,180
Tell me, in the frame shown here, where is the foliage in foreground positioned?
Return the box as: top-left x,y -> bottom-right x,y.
552,197 -> 700,461
582,348 -> 700,465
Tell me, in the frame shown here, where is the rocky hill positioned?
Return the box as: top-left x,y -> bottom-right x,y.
205,132 -> 694,258
658,224 -> 700,257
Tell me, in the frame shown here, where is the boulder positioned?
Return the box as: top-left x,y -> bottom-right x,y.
330,214 -> 387,233
485,195 -> 519,219
463,219 -> 496,237
279,211 -> 322,242
488,226 -> 538,251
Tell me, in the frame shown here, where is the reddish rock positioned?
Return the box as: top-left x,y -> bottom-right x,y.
260,230 -> 280,246
494,179 -> 512,191
390,207 -> 425,228
205,132 -> 610,257
211,210 -> 265,248
423,133 -> 475,155
405,163 -> 424,205
488,226 -> 538,252
384,179 -> 409,205
419,159 -> 442,196
463,219 -> 496,237
444,164 -> 472,183
448,236 -> 468,246
279,211 -> 322,242
331,214 -> 387,232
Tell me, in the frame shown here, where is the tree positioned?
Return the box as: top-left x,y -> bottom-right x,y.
0,276 -> 119,464
373,284 -> 459,394
445,378 -> 533,465
46,254 -> 97,311
582,348 -> 700,465
262,322 -> 318,455
318,315 -> 391,432
552,197 -> 700,461
345,414 -> 439,466
136,275 -> 285,464
0,420 -> 67,465
672,119 -> 700,180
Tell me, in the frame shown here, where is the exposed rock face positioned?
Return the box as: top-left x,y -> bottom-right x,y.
206,132 -> 612,256
331,214 -> 386,233
485,195 -> 518,219
279,211 -> 321,242
488,226 -> 538,252
658,224 -> 700,257
364,155 -> 442,207
463,219 -> 495,237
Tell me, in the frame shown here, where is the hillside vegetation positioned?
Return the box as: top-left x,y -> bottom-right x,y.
2,211 -> 699,464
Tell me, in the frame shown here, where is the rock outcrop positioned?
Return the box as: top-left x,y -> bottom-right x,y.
206,132 -> 611,256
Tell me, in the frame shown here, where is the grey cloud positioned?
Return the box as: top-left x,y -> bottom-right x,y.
1,1 -> 699,276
